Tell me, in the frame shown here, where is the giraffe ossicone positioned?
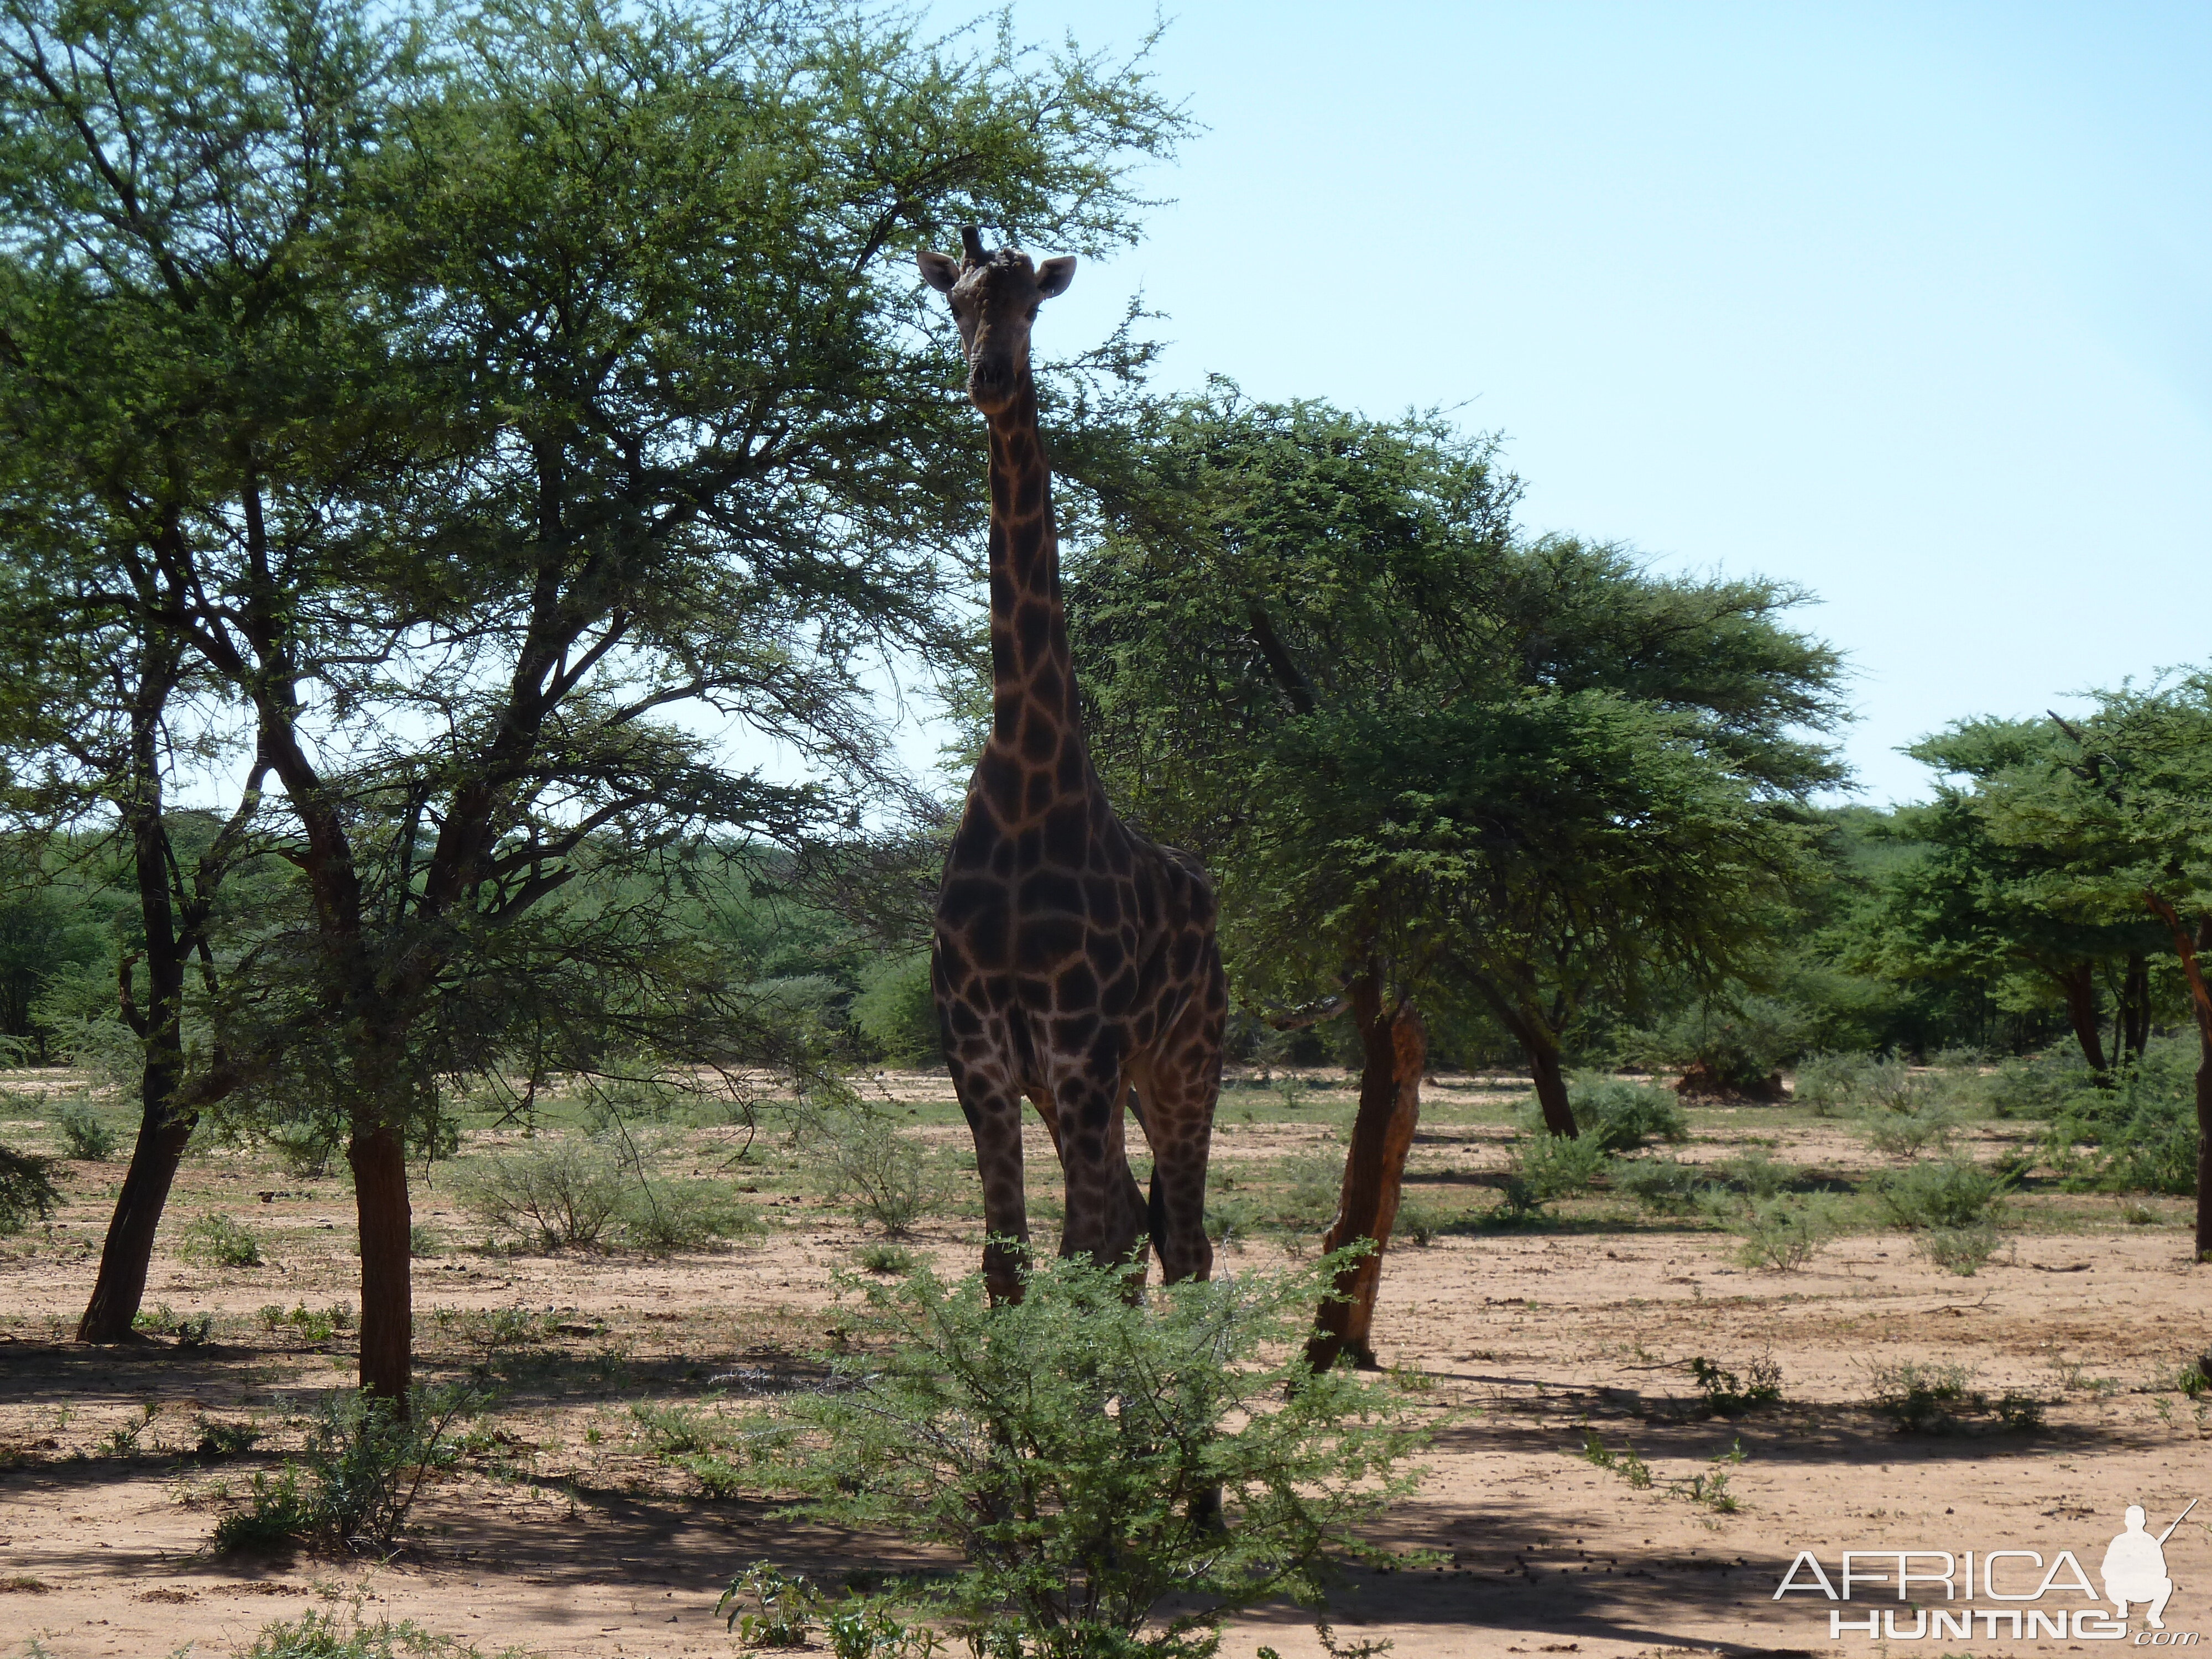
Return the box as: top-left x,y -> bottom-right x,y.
920,228 -> 1227,1304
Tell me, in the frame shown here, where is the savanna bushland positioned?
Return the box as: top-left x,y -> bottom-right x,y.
2,2 -> 2209,1656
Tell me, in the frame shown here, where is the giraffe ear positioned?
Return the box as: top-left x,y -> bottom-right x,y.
1035,255 -> 1076,298
917,249 -> 961,293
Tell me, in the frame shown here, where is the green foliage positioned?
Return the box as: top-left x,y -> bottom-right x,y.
0,1143 -> 60,1234
54,1099 -> 116,1161
241,1608 -> 514,1658
2040,1041 -> 2201,1194
743,1254 -> 1430,1659
176,1210 -> 264,1268
1688,1355 -> 1784,1415
723,1566 -> 824,1649
1621,997 -> 1807,1092
450,1137 -> 754,1254
856,1242 -> 920,1275
802,1105 -> 951,1236
851,953 -> 944,1068
259,1301 -> 354,1344
1791,1051 -> 1876,1115
1494,1131 -> 1611,1220
1069,392 -> 1846,1119
1855,1062 -> 1961,1157
1613,1157 -> 1710,1215
619,1180 -> 764,1257
1866,1362 -> 2043,1436
1719,1194 -> 1835,1271
213,1389 -> 477,1556
1579,1428 -> 1744,1510
1515,1078 -> 1686,1152
1869,1157 -> 2010,1232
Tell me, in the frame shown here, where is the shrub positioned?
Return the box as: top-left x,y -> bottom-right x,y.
1613,1156 -> 1711,1215
618,1180 -> 761,1256
1791,1051 -> 1874,1116
1395,1196 -> 1445,1246
1493,1131 -> 1612,1220
1517,1078 -> 1686,1153
2041,1042 -> 2201,1194
242,1608 -> 506,1657
1857,1063 -> 1958,1157
1865,1360 -> 2038,1436
0,1143 -> 60,1234
1618,996 -> 1807,1094
1264,1149 -> 1347,1234
451,1137 -> 628,1251
740,1253 -> 1430,1659
211,1387 -> 476,1556
1870,1157 -> 2010,1233
55,1100 -> 117,1161
1917,1224 -> 2002,1276
806,1105 -> 948,1235
1719,1194 -> 1834,1271
176,1211 -> 264,1268
856,1242 -> 919,1275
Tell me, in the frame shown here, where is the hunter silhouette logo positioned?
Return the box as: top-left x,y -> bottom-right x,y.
1774,1498 -> 2200,1643
2107,1502 -> 2194,1629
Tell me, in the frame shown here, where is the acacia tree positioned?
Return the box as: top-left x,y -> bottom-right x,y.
1865,718 -> 2170,1073
1070,391 -> 1843,1366
1973,679 -> 2212,1255
2,0 -> 1186,1400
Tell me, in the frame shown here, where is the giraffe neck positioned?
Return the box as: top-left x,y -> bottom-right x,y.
984,375 -> 1088,796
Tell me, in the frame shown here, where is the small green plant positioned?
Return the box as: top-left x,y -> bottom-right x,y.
133,1303 -> 216,1345
242,1607 -> 508,1656
1614,1156 -> 1710,1215
1689,1355 -> 1783,1416
1579,1426 -> 1652,1488
1395,1197 -> 1445,1246
55,1100 -> 116,1161
101,1401 -> 160,1456
195,1416 -> 264,1458
1718,1194 -> 1833,1271
618,1179 -> 761,1255
856,1241 -> 919,1275
1871,1156 -> 2009,1232
1917,1224 -> 2002,1276
1493,1130 -> 1610,1220
1792,1051 -> 1875,1116
176,1211 -> 264,1268
1580,1426 -> 1744,1510
723,1565 -> 822,1648
805,1105 -> 948,1236
1858,1063 -> 1958,1157
1864,1360 -> 2039,1436
259,1301 -> 351,1344
211,1387 -> 477,1556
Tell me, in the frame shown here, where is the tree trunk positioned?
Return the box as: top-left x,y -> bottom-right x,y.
350,1121 -> 414,1407
1306,975 -> 1423,1373
2055,961 -> 2109,1074
76,1087 -> 194,1343
2122,953 -> 2151,1060
2144,894 -> 2212,1261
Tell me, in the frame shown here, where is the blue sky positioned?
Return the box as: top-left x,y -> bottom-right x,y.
942,1 -> 2212,806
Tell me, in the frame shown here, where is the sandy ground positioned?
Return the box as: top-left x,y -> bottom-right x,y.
1,1071 -> 2208,1658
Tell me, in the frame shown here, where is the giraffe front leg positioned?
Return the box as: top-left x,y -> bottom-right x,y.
1052,1074 -> 1148,1279
948,1060 -> 1031,1304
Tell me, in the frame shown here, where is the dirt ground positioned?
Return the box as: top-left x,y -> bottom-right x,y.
1,1067 -> 2208,1659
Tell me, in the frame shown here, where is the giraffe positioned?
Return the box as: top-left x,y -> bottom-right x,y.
919,228 -> 1227,1304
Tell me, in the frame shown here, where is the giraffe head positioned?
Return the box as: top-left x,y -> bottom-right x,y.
918,227 -> 1076,416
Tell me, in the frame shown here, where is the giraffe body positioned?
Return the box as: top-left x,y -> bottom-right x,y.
920,234 -> 1225,1301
